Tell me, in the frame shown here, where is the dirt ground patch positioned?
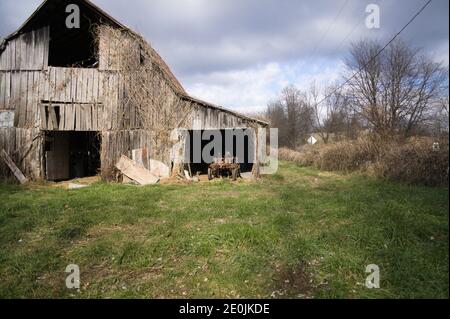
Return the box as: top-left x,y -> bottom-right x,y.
271,261 -> 315,299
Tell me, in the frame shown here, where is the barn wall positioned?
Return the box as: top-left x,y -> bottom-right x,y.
0,27 -> 49,71
188,103 -> 250,129
1,66 -> 141,132
0,127 -> 42,179
100,129 -> 153,179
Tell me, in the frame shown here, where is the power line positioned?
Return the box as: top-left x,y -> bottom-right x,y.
308,0 -> 350,60
311,0 -> 380,84
314,0 -> 433,107
328,0 -> 381,64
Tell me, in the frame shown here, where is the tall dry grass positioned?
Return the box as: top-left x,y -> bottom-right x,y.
279,136 -> 449,186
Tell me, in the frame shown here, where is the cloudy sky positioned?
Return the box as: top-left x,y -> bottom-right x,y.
0,0 -> 448,113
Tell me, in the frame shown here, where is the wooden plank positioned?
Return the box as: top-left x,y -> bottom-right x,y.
0,45 -> 5,70
32,71 -> 40,126
79,69 -> 85,102
103,73 -> 111,129
11,72 -> 19,126
20,34 -> 27,70
42,26 -> 49,69
81,104 -> 86,131
70,103 -> 75,130
106,73 -> 113,130
0,73 -> 4,108
12,38 -> 17,70
115,75 -> 120,129
70,68 -> 77,103
59,104 -> 65,130
86,69 -> 93,103
63,102 -> 72,130
29,31 -> 35,70
92,70 -> 99,102
34,28 -> 42,70
14,37 -> 21,69
0,149 -> 28,183
75,103 -> 81,130
39,103 -> 47,129
3,72 -> 9,108
98,71 -> 104,101
38,28 -> 46,70
50,67 -> 57,101
65,68 -> 72,101
47,104 -> 54,130
16,72 -> 26,127
25,72 -> 33,126
98,72 -> 105,130
79,104 -> 84,130
92,103 -> 98,131
111,73 -> 118,128
56,68 -> 63,102
115,155 -> 159,185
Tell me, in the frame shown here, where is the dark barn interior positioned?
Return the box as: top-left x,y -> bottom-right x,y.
185,129 -> 255,174
44,131 -> 101,181
47,2 -> 99,67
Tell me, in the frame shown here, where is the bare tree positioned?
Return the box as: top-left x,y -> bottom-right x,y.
345,39 -> 447,137
266,101 -> 288,146
266,85 -> 313,148
309,82 -> 349,143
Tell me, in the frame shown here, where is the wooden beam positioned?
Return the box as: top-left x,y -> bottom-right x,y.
115,155 -> 159,185
0,149 -> 28,184
49,105 -> 59,129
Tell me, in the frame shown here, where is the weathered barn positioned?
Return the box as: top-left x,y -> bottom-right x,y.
0,0 -> 267,181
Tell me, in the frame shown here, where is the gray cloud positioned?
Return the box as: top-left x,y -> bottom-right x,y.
1,0 -> 448,109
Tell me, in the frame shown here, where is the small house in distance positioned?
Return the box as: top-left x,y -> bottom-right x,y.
0,0 -> 267,182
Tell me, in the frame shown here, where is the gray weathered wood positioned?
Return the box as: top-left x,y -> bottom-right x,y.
115,155 -> 159,185
0,149 -> 28,183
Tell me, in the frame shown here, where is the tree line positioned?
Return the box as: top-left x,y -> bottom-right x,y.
266,39 -> 449,147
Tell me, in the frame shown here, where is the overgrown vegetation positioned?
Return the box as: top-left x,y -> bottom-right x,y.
0,162 -> 448,298
94,25 -> 195,175
280,136 -> 449,186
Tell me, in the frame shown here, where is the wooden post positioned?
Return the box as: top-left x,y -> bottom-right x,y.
252,126 -> 260,179
0,149 -> 28,184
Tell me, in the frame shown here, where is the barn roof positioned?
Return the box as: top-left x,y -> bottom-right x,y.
1,0 -> 268,126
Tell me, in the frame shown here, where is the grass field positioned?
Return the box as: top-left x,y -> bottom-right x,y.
0,162 -> 448,299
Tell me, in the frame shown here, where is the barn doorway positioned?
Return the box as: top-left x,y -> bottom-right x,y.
44,131 -> 101,181
185,129 -> 255,175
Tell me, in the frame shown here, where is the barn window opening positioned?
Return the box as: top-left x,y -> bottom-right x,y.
48,10 -> 98,68
45,131 -> 101,181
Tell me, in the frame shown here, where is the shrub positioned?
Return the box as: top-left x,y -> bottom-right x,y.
280,136 -> 449,186
375,137 -> 449,186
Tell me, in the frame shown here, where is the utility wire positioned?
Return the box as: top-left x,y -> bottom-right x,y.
311,0 -> 379,84
314,0 -> 433,107
327,0 -> 381,67
308,0 -> 350,60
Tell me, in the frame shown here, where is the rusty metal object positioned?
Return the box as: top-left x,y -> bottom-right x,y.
208,156 -> 241,181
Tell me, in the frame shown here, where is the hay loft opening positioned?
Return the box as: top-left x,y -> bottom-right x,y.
185,129 -> 255,175
47,3 -> 98,67
44,131 -> 101,181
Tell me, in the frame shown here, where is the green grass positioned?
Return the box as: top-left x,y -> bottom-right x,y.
0,162 -> 448,299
